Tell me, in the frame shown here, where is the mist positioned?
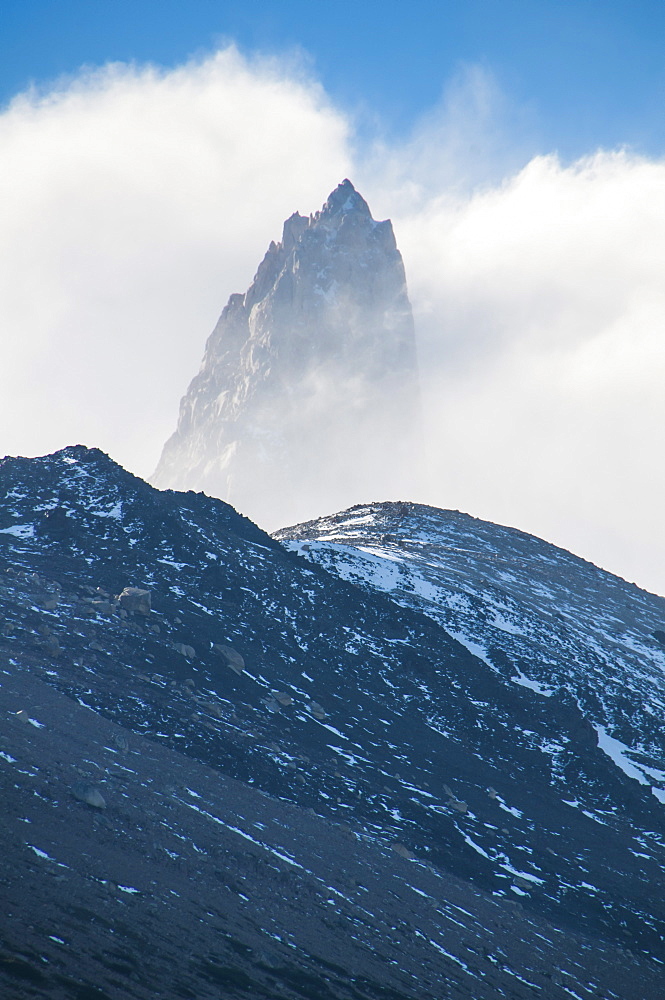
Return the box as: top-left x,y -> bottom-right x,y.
0,48 -> 351,472
1,48 -> 664,595
391,150 -> 665,597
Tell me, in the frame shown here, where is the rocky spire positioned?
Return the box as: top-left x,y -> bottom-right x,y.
152,181 -> 421,527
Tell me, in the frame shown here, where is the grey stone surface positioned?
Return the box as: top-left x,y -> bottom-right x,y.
117,586 -> 151,615
153,180 -> 420,527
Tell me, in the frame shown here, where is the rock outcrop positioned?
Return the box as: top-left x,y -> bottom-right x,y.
152,180 -> 420,527
117,586 -> 151,615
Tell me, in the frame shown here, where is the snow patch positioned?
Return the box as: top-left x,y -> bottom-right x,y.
0,524 -> 34,538
92,502 -> 122,519
511,669 -> 554,697
594,725 -> 649,786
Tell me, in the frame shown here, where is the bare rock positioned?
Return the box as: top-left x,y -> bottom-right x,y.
117,587 -> 151,615
71,782 -> 107,810
91,599 -> 115,616
212,643 -> 245,674
173,642 -> 195,659
201,701 -> 223,719
152,180 -> 420,528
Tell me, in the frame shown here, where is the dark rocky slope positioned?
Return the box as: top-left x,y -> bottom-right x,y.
1,447 -> 664,998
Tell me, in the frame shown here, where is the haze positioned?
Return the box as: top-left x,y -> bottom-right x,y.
1,46 -> 664,596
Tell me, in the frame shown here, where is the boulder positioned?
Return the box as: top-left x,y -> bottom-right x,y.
117,587 -> 151,615
201,701 -> 223,719
443,784 -> 468,813
513,876 -> 534,891
43,635 -> 60,656
71,782 -> 106,810
173,642 -> 195,659
91,599 -> 115,616
212,644 -> 245,674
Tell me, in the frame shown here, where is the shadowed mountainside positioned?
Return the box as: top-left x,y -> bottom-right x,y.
1,446 -> 664,998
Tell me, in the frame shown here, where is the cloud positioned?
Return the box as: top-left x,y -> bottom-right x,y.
356,64 -> 539,216
0,47 -> 351,472
388,149 -> 665,595
1,50 -> 664,595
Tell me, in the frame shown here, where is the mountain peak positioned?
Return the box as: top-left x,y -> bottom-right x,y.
321,178 -> 372,220
281,210 -> 308,250
153,181 -> 419,527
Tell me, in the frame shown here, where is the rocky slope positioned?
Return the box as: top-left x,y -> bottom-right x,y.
275,501 -> 665,799
152,180 -> 420,528
1,447 -> 664,999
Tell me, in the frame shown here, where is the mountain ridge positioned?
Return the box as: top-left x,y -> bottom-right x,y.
1,446 -> 664,998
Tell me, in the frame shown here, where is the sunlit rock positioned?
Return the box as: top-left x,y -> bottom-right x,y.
117,587 -> 151,615
153,180 -> 420,527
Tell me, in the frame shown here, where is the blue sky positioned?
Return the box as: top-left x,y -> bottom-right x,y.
3,0 -> 665,158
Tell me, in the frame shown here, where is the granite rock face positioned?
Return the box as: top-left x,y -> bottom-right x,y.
152,180 -> 420,527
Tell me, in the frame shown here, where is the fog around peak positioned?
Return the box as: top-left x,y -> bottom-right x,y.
1,48 -> 664,594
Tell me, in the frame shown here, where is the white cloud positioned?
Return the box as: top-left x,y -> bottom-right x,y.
389,150 -> 665,595
1,50 -> 664,595
356,64 -> 538,217
0,47 -> 351,472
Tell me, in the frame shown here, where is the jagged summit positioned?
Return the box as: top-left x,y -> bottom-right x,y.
320,177 -> 372,218
278,181 -> 375,250
152,181 -> 420,528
